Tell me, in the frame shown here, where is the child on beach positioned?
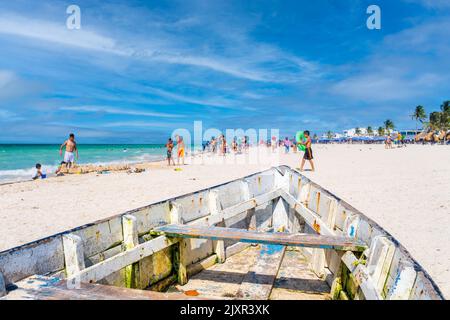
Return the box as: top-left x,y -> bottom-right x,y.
166,138 -> 175,166
298,130 -> 315,172
59,133 -> 78,168
32,163 -> 47,180
54,161 -> 66,176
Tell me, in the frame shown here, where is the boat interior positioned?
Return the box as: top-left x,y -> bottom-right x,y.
0,166 -> 443,300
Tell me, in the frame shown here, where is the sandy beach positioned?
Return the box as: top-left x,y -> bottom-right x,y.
0,144 -> 449,297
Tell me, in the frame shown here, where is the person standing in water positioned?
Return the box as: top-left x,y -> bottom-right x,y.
176,135 -> 185,165
166,138 -> 175,166
299,130 -> 315,172
59,133 -> 78,169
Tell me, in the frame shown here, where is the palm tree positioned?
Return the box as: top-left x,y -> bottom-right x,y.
326,131 -> 333,139
441,100 -> 450,114
441,101 -> 450,131
313,134 -> 318,141
411,105 -> 427,133
429,112 -> 441,131
377,126 -> 385,136
367,126 -> 374,136
355,127 -> 361,136
384,119 -> 395,135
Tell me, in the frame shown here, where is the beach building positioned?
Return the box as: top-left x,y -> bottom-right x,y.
343,127 -> 379,137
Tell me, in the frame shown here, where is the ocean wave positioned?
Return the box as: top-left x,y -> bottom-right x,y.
0,165 -> 57,181
0,153 -> 166,183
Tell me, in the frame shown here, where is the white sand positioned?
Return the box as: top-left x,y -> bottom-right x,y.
0,144 -> 449,297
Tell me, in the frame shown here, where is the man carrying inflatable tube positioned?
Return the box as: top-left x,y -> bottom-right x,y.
296,130 -> 315,172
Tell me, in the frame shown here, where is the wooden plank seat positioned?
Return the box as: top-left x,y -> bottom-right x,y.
2,275 -> 207,300
152,225 -> 367,252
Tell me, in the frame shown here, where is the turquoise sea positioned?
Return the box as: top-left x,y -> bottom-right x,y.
0,144 -> 168,183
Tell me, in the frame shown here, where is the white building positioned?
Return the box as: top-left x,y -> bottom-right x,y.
343,127 -> 379,137
321,132 -> 344,139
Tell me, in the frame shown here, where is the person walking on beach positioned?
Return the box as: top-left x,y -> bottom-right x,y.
385,135 -> 392,149
221,135 -> 227,156
59,133 -> 78,169
176,135 -> 185,165
298,130 -> 315,172
166,138 -> 175,166
284,137 -> 291,153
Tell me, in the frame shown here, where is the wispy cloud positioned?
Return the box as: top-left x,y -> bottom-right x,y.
405,0 -> 450,9
0,10 -> 320,84
144,87 -> 235,108
329,19 -> 450,102
0,70 -> 14,88
0,13 -> 125,55
100,121 -> 174,128
330,72 -> 443,101
59,106 -> 183,118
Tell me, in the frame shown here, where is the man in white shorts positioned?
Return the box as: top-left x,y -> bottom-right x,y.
59,133 -> 79,169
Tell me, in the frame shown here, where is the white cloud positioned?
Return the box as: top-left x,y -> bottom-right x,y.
384,19 -> 450,54
100,121 -> 174,128
59,106 -> 183,118
329,19 -> 450,102
0,13 -> 126,55
0,12 -> 320,84
144,87 -> 235,108
405,0 -> 450,9
0,70 -> 15,88
331,72 -> 443,101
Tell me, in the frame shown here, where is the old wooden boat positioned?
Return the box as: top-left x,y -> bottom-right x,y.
0,166 -> 443,300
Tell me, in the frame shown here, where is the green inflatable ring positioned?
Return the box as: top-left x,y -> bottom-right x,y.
296,131 -> 306,151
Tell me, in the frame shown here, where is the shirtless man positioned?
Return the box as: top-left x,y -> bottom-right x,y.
299,130 -> 315,172
176,135 -> 185,165
166,138 -> 175,166
59,133 -> 78,169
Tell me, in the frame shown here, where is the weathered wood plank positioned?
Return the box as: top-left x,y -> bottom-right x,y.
341,251 -> 382,300
153,225 -> 367,251
187,254 -> 218,277
67,236 -> 179,284
0,236 -> 65,286
178,239 -> 189,285
0,273 -> 6,297
62,234 -> 85,277
236,244 -> 286,299
122,215 -> 139,288
2,275 -> 206,300
225,242 -> 251,258
280,189 -> 335,236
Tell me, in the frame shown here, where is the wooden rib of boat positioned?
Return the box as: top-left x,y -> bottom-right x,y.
0,166 -> 444,300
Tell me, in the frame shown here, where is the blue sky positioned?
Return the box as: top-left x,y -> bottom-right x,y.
0,0 -> 449,143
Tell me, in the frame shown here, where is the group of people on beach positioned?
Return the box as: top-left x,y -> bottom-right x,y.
202,135 -> 249,155
33,130 -> 315,180
385,132 -> 406,149
165,130 -> 315,172
165,135 -> 185,166
32,133 -> 79,180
